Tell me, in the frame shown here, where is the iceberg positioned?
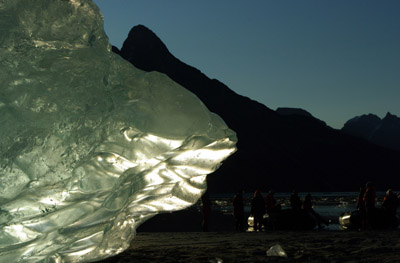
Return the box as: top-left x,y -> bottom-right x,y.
0,0 -> 237,262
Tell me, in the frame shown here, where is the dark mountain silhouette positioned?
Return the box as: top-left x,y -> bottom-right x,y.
342,112 -> 400,152
342,114 -> 382,141
113,24 -> 400,192
276,107 -> 326,126
276,107 -> 315,118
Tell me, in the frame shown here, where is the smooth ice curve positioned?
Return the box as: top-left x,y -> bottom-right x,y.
0,1 -> 237,262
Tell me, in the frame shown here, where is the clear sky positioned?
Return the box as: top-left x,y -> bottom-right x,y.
92,0 -> 400,129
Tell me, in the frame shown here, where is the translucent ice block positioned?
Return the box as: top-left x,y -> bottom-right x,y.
0,1 -> 236,262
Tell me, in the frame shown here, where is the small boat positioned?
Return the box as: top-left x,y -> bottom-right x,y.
339,208 -> 399,230
248,209 -> 317,231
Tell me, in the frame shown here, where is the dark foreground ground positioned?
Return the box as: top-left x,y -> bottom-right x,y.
97,230 -> 400,263
92,206 -> 400,263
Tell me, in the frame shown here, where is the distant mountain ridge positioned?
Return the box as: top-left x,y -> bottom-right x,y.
342,112 -> 400,151
276,107 -> 326,126
112,24 -> 400,192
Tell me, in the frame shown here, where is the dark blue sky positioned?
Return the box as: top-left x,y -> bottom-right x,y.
93,0 -> 400,128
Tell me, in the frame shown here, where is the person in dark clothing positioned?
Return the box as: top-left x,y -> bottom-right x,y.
357,186 -> 366,210
363,182 -> 376,228
265,190 -> 280,214
382,189 -> 397,216
251,190 -> 265,232
363,182 -> 376,209
382,189 -> 398,227
290,190 -> 302,211
232,191 -> 245,231
303,193 -> 328,229
357,186 -> 367,230
302,193 -> 313,211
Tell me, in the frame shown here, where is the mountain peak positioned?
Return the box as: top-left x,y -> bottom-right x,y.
342,113 -> 400,151
121,24 -> 172,72
383,112 -> 398,121
127,24 -> 162,45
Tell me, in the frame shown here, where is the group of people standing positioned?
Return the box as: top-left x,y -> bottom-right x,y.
357,182 -> 399,229
232,189 -> 327,232
233,189 -> 277,232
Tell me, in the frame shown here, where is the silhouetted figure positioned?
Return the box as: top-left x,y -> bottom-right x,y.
232,191 -> 245,231
357,186 -> 367,230
302,193 -> 328,229
382,189 -> 398,227
290,190 -> 302,211
265,190 -> 280,214
382,189 -> 397,215
201,191 -> 211,232
363,181 -> 376,228
357,186 -> 366,210
251,190 -> 265,232
397,193 -> 400,207
302,193 -> 313,211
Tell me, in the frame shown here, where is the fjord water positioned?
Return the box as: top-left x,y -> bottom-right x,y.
208,192 -> 397,230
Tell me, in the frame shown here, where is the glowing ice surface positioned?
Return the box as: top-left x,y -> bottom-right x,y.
0,1 -> 237,262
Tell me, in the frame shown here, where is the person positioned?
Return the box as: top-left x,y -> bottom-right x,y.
357,186 -> 366,210
397,193 -> 400,207
232,191 -> 245,231
250,190 -> 265,232
363,181 -> 376,228
302,193 -> 328,229
265,190 -> 280,214
201,191 -> 211,232
382,189 -> 398,227
302,193 -> 312,210
357,186 -> 367,230
290,190 -> 302,211
382,189 -> 397,215
363,182 -> 376,209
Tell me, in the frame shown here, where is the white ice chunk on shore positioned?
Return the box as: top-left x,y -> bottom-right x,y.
0,0 -> 237,262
